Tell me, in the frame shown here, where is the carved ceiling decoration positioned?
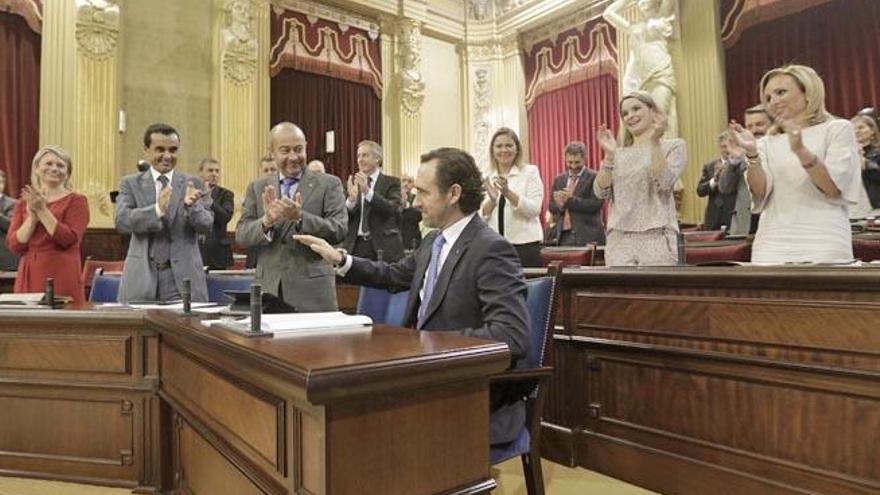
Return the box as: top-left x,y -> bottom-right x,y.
721,0 -> 833,48
271,0 -> 379,39
75,0 -> 119,61
270,8 -> 383,97
523,20 -> 617,109
1,0 -> 42,33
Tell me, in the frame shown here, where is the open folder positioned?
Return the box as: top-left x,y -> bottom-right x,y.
211,311 -> 373,335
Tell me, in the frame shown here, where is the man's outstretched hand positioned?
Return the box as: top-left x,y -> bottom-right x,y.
292,234 -> 344,265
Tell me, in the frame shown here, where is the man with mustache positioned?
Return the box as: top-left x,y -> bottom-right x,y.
116,123 -> 214,302
236,122 -> 347,311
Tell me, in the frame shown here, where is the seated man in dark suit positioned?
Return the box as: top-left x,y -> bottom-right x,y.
295,147 -> 530,446
343,140 -> 405,262
197,158 -> 234,270
548,141 -> 605,246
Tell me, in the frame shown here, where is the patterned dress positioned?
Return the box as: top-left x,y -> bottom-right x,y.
594,138 -> 687,266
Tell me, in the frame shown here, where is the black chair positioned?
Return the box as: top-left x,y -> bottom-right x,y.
489,262 -> 561,495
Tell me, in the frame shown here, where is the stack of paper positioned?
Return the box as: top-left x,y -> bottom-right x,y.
237,312 -> 373,333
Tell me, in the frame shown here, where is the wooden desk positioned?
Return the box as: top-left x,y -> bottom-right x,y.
0,307 -> 509,494
0,309 -> 160,492
541,266 -> 880,495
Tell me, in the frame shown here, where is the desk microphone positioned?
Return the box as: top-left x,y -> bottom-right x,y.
677,231 -> 686,266
181,278 -> 191,314
45,278 -> 55,309
249,283 -> 262,334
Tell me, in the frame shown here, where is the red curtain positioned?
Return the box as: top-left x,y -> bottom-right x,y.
0,11 -> 40,197
725,0 -> 880,121
527,75 -> 619,208
270,69 -> 381,180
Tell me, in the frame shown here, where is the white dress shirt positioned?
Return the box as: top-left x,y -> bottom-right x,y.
346,168 -> 381,236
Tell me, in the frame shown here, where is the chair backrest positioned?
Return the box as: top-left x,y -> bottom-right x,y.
683,230 -> 726,243
357,286 -> 410,325
853,239 -> 880,261
89,274 -> 121,302
523,262 -> 562,370
540,246 -> 594,267
685,242 -> 751,265
205,274 -> 254,303
82,258 -> 125,288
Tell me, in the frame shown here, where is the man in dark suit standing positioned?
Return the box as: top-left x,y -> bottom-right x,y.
294,147 -> 530,446
343,140 -> 404,262
399,173 -> 422,252
197,158 -> 234,270
116,123 -> 214,302
0,170 -> 20,271
697,131 -> 737,231
548,141 -> 606,246
236,122 -> 347,312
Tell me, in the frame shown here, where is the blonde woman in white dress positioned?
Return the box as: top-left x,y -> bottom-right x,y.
729,64 -> 862,264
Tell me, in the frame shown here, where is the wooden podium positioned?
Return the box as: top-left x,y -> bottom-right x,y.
0,308 -> 509,494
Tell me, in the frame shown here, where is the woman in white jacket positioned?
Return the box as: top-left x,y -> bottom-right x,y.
481,127 -> 545,267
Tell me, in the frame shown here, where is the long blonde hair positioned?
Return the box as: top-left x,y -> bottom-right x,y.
618,91 -> 662,147
30,145 -> 73,190
759,64 -> 832,135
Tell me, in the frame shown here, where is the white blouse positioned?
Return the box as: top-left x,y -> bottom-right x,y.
748,119 -> 861,263
482,163 -> 545,244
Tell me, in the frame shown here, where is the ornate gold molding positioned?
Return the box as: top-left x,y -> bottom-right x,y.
222,0 -> 258,84
521,3 -> 608,52
74,0 -> 119,60
271,0 -> 380,39
472,67 -> 492,170
0,0 -> 42,33
398,19 -> 425,116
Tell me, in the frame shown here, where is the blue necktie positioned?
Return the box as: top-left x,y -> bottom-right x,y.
418,233 -> 446,328
280,176 -> 299,198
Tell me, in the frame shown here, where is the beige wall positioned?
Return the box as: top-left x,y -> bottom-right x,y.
120,0 -> 214,178
420,35 -> 464,163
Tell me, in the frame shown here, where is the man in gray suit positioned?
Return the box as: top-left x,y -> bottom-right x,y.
236,122 -> 347,312
294,147 -> 530,446
720,105 -> 772,236
0,170 -> 20,271
115,123 -> 214,302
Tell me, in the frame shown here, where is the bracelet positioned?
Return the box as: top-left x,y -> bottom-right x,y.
802,154 -> 818,170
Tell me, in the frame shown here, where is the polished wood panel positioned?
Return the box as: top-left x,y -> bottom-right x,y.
542,266 -> 880,495
174,415 -> 266,495
81,228 -> 129,262
0,309 -> 159,493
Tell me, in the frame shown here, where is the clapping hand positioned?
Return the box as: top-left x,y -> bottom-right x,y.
20,185 -> 46,214
484,178 -> 500,203
649,112 -> 668,141
354,172 -> 370,193
781,119 -> 806,154
492,176 -> 510,197
596,124 -> 617,157
183,181 -> 202,206
157,185 -> 173,214
553,189 -> 572,208
276,192 -> 303,222
346,175 -> 359,201
728,120 -> 757,156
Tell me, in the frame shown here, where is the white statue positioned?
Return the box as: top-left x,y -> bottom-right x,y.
603,0 -> 677,127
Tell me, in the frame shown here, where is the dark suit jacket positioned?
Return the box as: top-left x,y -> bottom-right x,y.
697,160 -> 736,230
0,195 -> 20,271
344,172 -> 404,262
400,193 -> 422,252
547,170 -> 606,246
199,186 -> 234,269
343,214 -> 530,444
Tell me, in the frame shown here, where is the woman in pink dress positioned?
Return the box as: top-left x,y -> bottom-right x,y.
6,146 -> 90,303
